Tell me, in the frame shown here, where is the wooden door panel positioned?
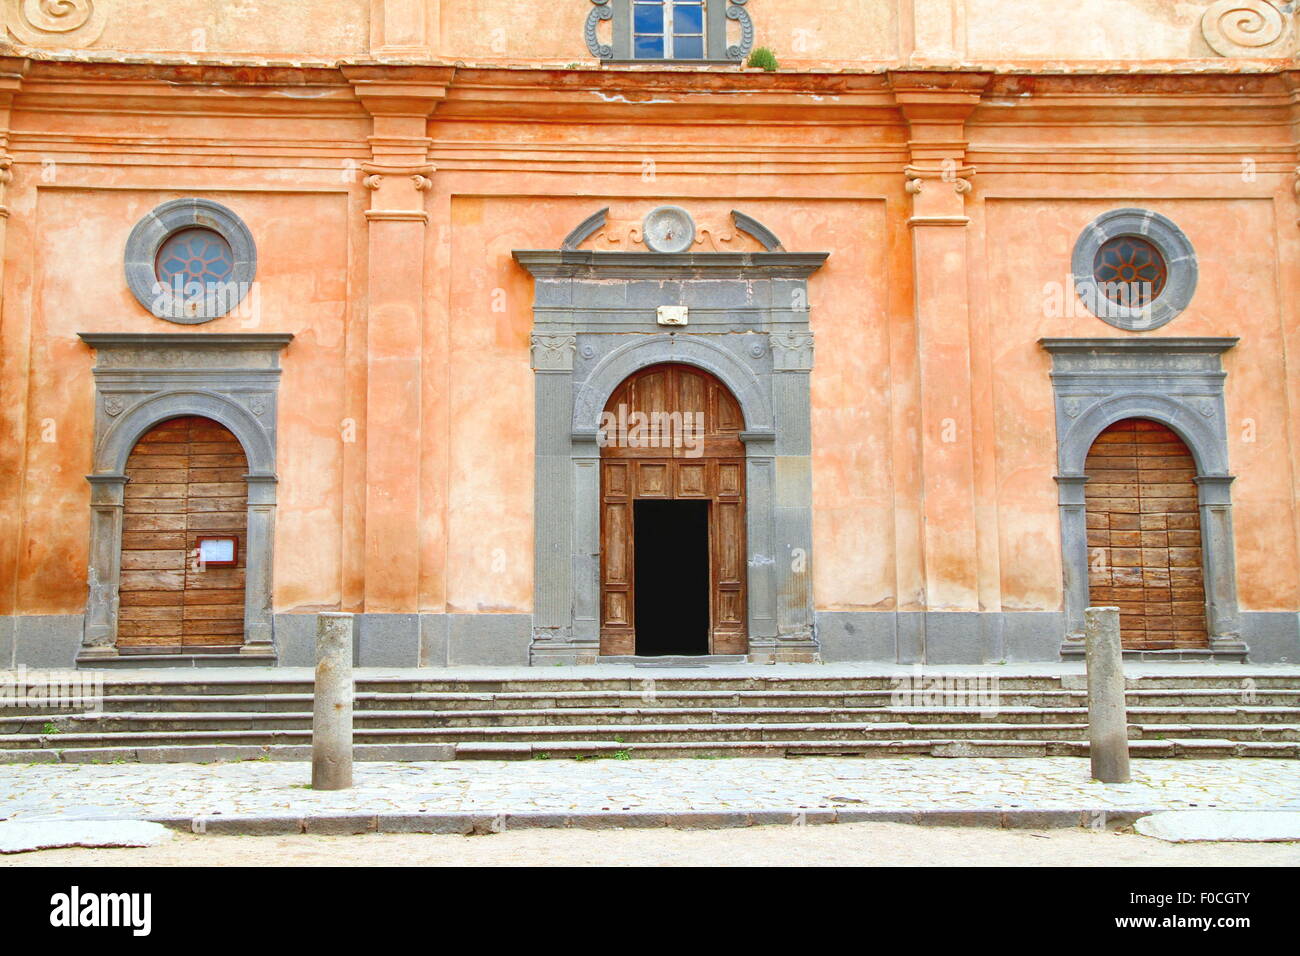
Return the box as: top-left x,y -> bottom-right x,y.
118,416 -> 247,650
675,461 -> 709,497
634,462 -> 670,497
602,500 -> 632,585
604,460 -> 630,496
714,499 -> 744,583
1085,419 -> 1206,650
717,461 -> 743,497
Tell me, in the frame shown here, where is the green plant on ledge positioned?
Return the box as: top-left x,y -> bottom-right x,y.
746,47 -> 778,72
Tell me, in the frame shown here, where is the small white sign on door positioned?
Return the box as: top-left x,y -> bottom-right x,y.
198,537 -> 236,565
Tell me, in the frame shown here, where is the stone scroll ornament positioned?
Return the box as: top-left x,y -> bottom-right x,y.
1200,1 -> 1292,57
585,0 -> 613,59
7,0 -> 107,48
726,0 -> 754,61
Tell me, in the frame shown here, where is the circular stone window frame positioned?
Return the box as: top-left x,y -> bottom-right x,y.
1071,208 -> 1197,332
125,198 -> 257,325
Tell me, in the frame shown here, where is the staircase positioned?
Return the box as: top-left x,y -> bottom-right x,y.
2,669 -> 1297,763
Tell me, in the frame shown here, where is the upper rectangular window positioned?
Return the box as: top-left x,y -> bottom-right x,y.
586,0 -> 754,63
633,0 -> 705,60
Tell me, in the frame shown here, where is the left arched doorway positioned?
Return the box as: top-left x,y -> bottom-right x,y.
117,416 -> 248,652
599,363 -> 747,657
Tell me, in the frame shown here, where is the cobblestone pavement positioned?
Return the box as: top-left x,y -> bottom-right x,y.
0,757 -> 1296,823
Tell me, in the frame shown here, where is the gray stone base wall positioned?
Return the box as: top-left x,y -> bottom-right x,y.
0,611 -> 1293,668
1239,612 -> 1300,664
273,613 -> 533,668
816,611 -> 1067,664
816,610 -> 1300,663
0,615 -> 84,669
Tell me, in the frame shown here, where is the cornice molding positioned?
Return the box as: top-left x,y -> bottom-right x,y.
512,249 -> 829,280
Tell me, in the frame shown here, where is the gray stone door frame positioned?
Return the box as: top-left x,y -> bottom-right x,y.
514,245 -> 828,664
77,333 -> 292,663
1041,337 -> 1246,657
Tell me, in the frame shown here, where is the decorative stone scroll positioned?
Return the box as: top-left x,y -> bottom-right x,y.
561,207 -> 775,253
725,0 -> 754,61
585,0 -> 614,59
7,0 -> 107,48
1201,1 -> 1292,57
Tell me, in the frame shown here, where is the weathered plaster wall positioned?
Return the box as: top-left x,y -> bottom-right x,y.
6,0 -> 369,56
966,0 -> 1221,61
4,0 -> 1285,65
1,186 -> 352,616
979,194 -> 1300,613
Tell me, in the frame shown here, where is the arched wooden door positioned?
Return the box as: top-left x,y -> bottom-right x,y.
599,364 -> 747,656
1084,419 -> 1208,649
118,416 -> 248,652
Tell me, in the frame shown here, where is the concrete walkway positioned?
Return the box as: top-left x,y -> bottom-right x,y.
0,756 -> 1295,835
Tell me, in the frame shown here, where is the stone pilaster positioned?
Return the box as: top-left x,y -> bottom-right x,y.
81,475 -> 127,656
344,67 -> 452,615
892,71 -> 990,616
0,58 -> 26,625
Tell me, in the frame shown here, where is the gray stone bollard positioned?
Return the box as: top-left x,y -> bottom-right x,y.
1084,606 -> 1130,784
312,612 -> 354,791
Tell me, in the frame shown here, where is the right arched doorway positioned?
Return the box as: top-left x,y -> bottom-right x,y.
599,363 -> 747,657
1084,418 -> 1208,649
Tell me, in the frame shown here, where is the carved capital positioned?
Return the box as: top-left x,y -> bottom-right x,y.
905,163 -> 975,195
770,331 -> 815,371
531,333 -> 577,371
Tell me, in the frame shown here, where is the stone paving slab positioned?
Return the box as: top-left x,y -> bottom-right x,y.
0,756 -> 1295,835
1134,810 -> 1300,843
0,820 -> 173,853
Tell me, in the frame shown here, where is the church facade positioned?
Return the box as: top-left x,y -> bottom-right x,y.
2,0 -> 1300,668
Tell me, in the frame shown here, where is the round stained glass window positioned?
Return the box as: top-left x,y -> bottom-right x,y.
1092,235 -> 1168,308
155,228 -> 235,291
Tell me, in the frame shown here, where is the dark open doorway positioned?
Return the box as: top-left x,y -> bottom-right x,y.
634,499 -> 710,655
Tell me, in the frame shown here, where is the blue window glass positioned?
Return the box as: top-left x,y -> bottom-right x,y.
634,1 -> 664,34
673,3 -> 703,34
155,228 -> 234,290
634,34 -> 665,58
673,35 -> 704,58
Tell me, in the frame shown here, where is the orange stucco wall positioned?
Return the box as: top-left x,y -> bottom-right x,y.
2,0 -> 1300,635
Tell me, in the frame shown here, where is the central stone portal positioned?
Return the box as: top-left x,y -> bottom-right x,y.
600,363 -> 747,656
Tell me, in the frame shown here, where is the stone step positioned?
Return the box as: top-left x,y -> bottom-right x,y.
2,720 -> 1296,751
71,674 -> 1300,698
3,737 -> 1295,764
8,686 -> 1298,716
8,704 -> 1300,735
